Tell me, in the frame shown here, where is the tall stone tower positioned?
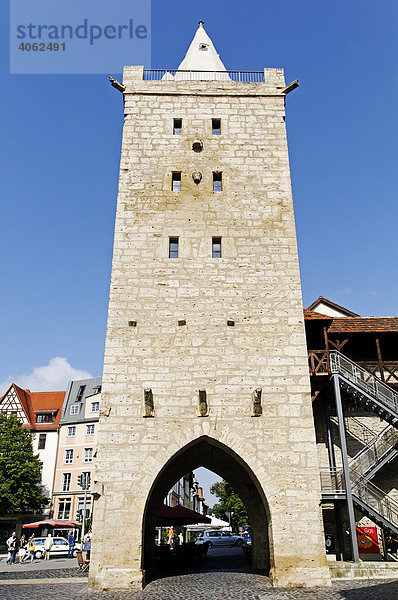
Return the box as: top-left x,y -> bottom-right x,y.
90,23 -> 330,590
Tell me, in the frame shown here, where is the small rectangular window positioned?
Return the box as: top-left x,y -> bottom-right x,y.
62,473 -> 71,492
212,237 -> 222,258
172,172 -> 181,192
213,172 -> 222,192
83,447 -> 94,463
70,404 -> 80,415
57,498 -> 71,520
67,426 -> 76,437
169,237 -> 179,259
38,434 -> 46,449
86,424 -> 95,436
212,119 -> 221,135
64,449 -> 74,464
91,401 -> 100,413
173,119 -> 182,135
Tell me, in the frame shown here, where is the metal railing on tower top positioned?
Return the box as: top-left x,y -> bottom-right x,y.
143,70 -> 264,82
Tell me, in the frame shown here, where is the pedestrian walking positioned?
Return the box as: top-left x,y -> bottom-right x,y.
24,534 -> 35,564
43,533 -> 53,560
68,530 -> 75,559
6,532 -> 19,565
18,535 -> 27,564
83,530 -> 92,560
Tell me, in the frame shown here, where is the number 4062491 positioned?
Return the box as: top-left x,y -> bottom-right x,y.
18,42 -> 66,51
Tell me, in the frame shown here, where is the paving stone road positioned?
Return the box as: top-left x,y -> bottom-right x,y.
1,548 -> 397,600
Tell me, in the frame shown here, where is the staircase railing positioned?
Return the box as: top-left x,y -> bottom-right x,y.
354,477 -> 398,529
319,468 -> 345,494
349,425 -> 398,480
330,351 -> 398,415
320,467 -> 398,532
331,415 -> 377,446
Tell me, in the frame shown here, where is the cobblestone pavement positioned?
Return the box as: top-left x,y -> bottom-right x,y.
1,549 -> 397,600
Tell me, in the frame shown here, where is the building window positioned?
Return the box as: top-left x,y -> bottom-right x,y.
173,119 -> 182,135
169,237 -> 179,259
76,385 -> 86,402
67,426 -> 76,437
172,172 -> 181,192
70,404 -> 80,415
57,498 -> 71,520
91,401 -> 100,413
212,119 -> 221,135
38,434 -> 46,449
62,473 -> 71,492
83,447 -> 93,463
76,495 -> 92,520
213,172 -> 222,192
36,413 -> 54,423
212,237 -> 222,258
86,424 -> 95,436
64,449 -> 74,464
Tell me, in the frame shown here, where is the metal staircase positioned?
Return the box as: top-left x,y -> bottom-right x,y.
349,425 -> 398,483
320,351 -> 398,542
351,469 -> 398,536
329,351 -> 398,425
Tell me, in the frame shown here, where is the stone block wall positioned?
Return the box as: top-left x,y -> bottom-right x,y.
89,66 -> 330,590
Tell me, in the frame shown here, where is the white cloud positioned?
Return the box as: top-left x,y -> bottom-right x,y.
0,357 -> 93,394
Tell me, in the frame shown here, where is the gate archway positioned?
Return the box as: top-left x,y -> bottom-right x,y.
142,435 -> 271,579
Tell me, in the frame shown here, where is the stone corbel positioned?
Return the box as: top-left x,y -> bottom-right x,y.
198,389 -> 208,417
252,388 -> 262,417
144,388 -> 154,417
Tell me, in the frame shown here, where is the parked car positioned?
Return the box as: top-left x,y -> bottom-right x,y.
32,536 -> 80,559
195,530 -> 244,548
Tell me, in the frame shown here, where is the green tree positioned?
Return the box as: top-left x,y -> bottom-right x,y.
210,480 -> 249,531
0,414 -> 48,513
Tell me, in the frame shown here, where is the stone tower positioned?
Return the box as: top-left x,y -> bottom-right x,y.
90,23 -> 330,590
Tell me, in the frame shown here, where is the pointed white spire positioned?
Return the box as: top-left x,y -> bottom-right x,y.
174,21 -> 229,81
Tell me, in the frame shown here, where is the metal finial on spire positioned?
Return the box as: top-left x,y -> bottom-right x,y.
198,20 -> 204,27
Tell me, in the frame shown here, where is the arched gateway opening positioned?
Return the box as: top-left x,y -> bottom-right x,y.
142,436 -> 270,580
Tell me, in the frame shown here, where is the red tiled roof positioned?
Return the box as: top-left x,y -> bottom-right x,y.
304,309 -> 333,321
328,317 -> 398,334
0,384 -> 65,430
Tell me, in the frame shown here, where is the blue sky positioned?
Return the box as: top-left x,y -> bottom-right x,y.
1,1 -> 397,392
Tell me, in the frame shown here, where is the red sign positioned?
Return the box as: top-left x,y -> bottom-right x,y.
356,526 -> 379,554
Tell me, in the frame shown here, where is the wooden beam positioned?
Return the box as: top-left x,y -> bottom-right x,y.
323,327 -> 331,373
375,338 -> 385,382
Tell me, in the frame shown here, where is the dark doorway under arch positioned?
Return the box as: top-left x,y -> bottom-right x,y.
142,436 -> 271,581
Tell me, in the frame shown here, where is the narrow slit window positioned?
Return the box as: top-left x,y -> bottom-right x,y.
212,237 -> 222,258
212,119 -> 221,135
173,119 -> 182,135
169,237 -> 179,258
213,172 -> 222,192
172,172 -> 181,192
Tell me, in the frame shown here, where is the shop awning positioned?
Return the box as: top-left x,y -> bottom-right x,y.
156,505 -> 211,526
22,519 -> 81,529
